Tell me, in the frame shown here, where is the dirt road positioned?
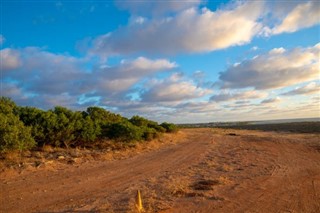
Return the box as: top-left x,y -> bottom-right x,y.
1,128 -> 320,212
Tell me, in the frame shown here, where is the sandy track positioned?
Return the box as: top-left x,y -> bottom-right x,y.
1,128 -> 320,212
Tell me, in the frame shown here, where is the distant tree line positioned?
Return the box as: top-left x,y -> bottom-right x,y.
0,97 -> 178,153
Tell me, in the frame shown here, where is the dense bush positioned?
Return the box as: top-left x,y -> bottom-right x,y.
141,126 -> 160,141
160,122 -> 179,133
0,97 -> 35,152
129,115 -> 167,140
129,115 -> 152,127
107,121 -> 143,142
0,97 -> 178,152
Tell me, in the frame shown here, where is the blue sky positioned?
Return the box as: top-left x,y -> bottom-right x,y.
1,0 -> 319,123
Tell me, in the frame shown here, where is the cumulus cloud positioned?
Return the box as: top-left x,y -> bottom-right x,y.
89,1 -> 320,57
2,47 -> 176,95
93,57 -> 177,93
115,0 -> 202,17
91,1 -> 264,55
0,48 -> 21,71
1,47 -> 179,109
219,43 -> 320,90
261,97 -> 281,104
210,90 -> 267,102
141,73 -> 211,102
281,82 -> 320,96
1,83 -> 25,98
176,101 -> 218,114
1,47 -> 88,96
1,47 -> 92,108
272,1 -> 320,34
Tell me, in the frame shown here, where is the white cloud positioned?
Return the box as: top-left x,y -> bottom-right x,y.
88,1 -> 320,57
261,97 -> 281,104
251,46 -> 259,51
5,47 -> 87,95
282,82 -> 320,96
2,47 -> 178,109
219,43 -> 320,89
176,101 -> 218,114
0,48 -> 21,71
210,90 -> 267,102
94,57 -> 177,93
141,73 -> 212,102
1,83 -> 25,98
125,56 -> 177,71
269,47 -> 285,54
272,1 -> 320,34
91,1 -> 264,55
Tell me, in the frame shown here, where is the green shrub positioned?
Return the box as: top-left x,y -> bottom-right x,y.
1,97 -> 175,150
149,124 -> 166,133
15,106 -> 46,145
129,115 -> 150,127
142,127 -> 160,141
0,97 -> 16,114
107,121 -> 143,142
87,106 -> 123,125
0,98 -> 35,152
48,107 -> 84,148
78,115 -> 99,143
160,122 -> 179,133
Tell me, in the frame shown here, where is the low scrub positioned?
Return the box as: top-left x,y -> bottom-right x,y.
0,97 -> 178,153
160,122 -> 179,133
0,98 -> 35,152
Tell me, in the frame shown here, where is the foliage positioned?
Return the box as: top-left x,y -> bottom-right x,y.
129,115 -> 151,127
0,97 -> 35,152
160,122 -> 179,133
85,106 -> 124,138
141,126 -> 160,141
107,121 -> 143,142
15,106 -> 47,145
0,97 -> 178,151
79,116 -> 99,143
129,115 -> 165,140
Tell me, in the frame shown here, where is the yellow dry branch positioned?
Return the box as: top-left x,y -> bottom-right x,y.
135,190 -> 144,212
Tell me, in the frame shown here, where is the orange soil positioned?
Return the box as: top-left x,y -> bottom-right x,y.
1,128 -> 319,213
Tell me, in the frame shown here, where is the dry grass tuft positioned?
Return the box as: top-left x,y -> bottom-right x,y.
2,151 -> 21,161
217,176 -> 232,185
165,176 -> 191,197
192,179 -> 219,190
42,145 -> 54,153
217,164 -> 233,172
